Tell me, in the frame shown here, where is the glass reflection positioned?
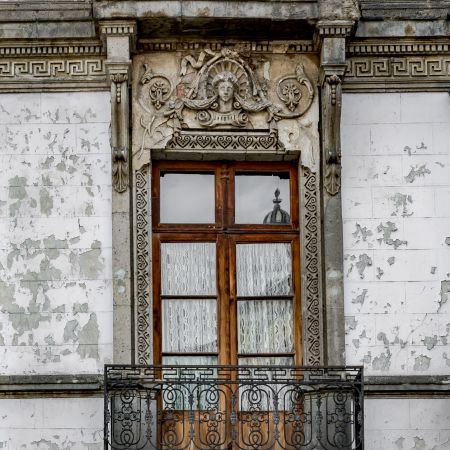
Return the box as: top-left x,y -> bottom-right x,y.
235,173 -> 290,224
160,172 -> 215,223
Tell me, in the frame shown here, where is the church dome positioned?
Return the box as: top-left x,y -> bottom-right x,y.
263,188 -> 290,224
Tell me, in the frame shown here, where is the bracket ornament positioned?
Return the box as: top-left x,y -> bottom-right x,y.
321,74 -> 342,196
110,69 -> 130,193
138,49 -> 315,155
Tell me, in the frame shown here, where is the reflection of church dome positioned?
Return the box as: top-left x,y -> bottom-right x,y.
263,189 -> 290,224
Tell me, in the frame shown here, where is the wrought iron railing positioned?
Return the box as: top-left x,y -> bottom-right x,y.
104,365 -> 364,450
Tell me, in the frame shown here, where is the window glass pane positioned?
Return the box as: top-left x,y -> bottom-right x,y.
235,173 -> 290,224
236,243 -> 292,296
238,300 -> 293,354
162,299 -> 217,353
160,172 -> 215,223
161,243 -> 216,295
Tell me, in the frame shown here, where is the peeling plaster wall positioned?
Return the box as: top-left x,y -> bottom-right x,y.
0,92 -> 113,374
0,397 -> 103,449
365,398 -> 450,450
342,92 -> 450,376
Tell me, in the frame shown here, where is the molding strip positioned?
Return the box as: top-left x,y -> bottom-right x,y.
135,165 -> 152,365
344,55 -> 450,91
0,41 -> 107,92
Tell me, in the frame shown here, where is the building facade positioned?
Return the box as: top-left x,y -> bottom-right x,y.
0,0 -> 449,448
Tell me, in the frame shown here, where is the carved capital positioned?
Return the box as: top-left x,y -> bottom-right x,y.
99,20 -> 137,52
321,73 -> 342,196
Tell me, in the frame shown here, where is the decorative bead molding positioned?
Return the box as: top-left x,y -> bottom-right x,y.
0,41 -> 104,57
348,40 -> 450,56
138,40 -> 315,54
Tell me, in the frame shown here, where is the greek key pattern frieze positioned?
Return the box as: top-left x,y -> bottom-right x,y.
301,167 -> 323,366
0,59 -> 106,79
135,166 -> 152,365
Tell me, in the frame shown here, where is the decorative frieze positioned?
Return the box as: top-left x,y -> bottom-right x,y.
345,56 -> 450,91
0,41 -> 107,92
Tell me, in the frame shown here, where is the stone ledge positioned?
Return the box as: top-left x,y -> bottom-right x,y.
0,375 -> 103,393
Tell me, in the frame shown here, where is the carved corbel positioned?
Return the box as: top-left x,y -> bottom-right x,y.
321,73 -> 342,195
109,67 -> 130,193
100,21 -> 136,193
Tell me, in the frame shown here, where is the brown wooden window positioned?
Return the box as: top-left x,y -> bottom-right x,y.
152,161 -> 301,366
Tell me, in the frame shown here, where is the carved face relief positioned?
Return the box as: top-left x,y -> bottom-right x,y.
135,49 -> 317,156
217,81 -> 234,107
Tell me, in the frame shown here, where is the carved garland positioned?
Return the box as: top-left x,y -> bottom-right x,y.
135,164 -> 323,366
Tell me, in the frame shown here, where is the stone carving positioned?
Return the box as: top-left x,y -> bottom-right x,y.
110,70 -> 130,193
301,167 -> 323,365
321,74 -> 342,195
277,64 -> 314,114
166,130 -> 284,152
0,59 -> 105,78
135,166 -> 152,365
138,49 -> 314,155
141,64 -> 172,110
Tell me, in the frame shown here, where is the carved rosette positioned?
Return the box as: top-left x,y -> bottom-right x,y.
322,74 -> 342,196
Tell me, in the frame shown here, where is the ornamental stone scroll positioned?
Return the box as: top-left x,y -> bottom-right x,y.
132,49 -> 319,164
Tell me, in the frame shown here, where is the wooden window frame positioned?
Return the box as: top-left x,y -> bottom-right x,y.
152,161 -> 302,365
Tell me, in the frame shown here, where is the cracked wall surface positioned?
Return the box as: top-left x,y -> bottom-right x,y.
0,92 -> 113,375
342,92 -> 450,376
365,398 -> 450,450
0,397 -> 103,449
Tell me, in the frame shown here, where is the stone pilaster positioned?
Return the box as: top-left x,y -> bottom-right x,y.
100,20 -> 136,364
316,20 -> 353,366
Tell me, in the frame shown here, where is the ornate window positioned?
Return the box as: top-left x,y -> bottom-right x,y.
151,161 -> 302,366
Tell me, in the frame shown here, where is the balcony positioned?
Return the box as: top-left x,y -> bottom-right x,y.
104,365 -> 364,450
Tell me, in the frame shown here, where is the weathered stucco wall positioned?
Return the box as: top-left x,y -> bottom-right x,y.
0,397 -> 103,449
0,92 -> 113,375
342,92 -> 450,376
365,397 -> 450,449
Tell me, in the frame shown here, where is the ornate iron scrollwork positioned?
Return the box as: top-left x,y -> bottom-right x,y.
104,364 -> 364,450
